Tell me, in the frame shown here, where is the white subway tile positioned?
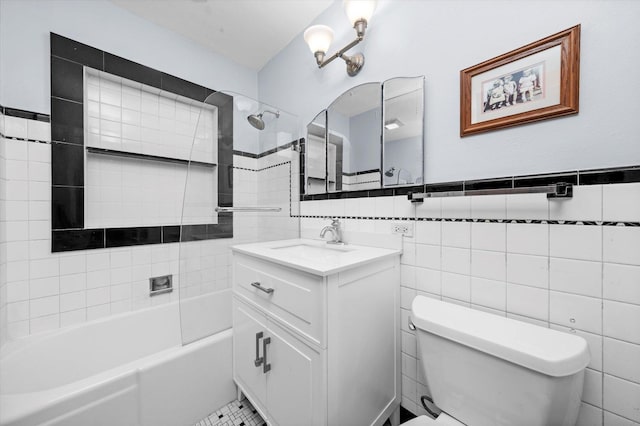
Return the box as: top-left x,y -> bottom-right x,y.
576,402 -> 602,426
5,200 -> 28,221
441,197 -> 470,219
29,257 -> 59,279
550,225 -> 602,262
28,181 -> 50,201
401,287 -> 417,310
603,226 -> 640,266
87,287 -> 110,307
603,300 -> 640,344
4,139 -> 28,160
506,253 -> 549,288
59,254 -> 86,276
6,260 -> 29,282
27,121 -> 50,142
6,281 -> 29,303
27,141 -> 51,163
604,338 -> 640,384
6,241 -> 29,261
441,247 -> 470,275
87,252 -> 110,271
4,116 -> 28,139
583,368 -> 603,408
401,265 -> 416,289
7,301 -> 29,322
401,241 -> 416,266
28,161 -> 50,182
549,258 -> 602,298
415,244 -> 440,270
5,180 -> 28,201
415,267 -> 441,295
470,194 -> 506,220
415,221 -> 441,245
603,411 -> 637,426
60,291 -> 86,312
603,182 -> 640,223
506,283 -> 549,321
506,193 -> 548,220
30,314 -> 59,334
550,291 -> 602,334
60,273 -> 86,294
28,201 -> 50,221
603,263 -> 640,305
471,221 -> 505,252
603,375 -> 640,422
471,250 -> 506,281
30,296 -> 59,318
549,185 -> 602,221
441,221 -> 471,248
60,309 -> 86,327
29,276 -> 59,299
471,277 -> 506,311
415,198 -> 441,218
441,272 -> 470,302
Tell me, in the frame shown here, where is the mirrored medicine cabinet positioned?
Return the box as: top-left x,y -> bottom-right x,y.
304,76 -> 425,195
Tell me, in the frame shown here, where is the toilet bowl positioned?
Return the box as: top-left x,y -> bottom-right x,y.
404,296 -> 590,426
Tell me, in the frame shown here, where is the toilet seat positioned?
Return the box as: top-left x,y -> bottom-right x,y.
401,413 -> 464,426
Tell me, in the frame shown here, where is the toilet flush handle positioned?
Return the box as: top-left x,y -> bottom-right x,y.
408,316 -> 416,331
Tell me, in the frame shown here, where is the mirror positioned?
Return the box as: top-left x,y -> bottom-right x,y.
304,76 -> 424,195
305,111 -> 327,195
327,82 -> 382,192
383,76 -> 425,186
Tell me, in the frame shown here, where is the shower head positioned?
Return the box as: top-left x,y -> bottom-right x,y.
247,110 -> 280,130
384,167 -> 396,177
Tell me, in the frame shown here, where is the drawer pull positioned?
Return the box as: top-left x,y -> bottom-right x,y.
263,337 -> 272,373
251,281 -> 275,295
254,332 -> 264,367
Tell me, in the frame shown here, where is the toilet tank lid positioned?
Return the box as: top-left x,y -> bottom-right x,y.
411,296 -> 590,377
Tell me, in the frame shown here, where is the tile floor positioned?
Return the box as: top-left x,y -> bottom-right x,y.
195,399 -> 265,426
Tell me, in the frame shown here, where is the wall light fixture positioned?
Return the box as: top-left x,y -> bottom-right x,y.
303,0 -> 377,77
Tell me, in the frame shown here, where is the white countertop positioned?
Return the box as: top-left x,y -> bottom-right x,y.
231,238 -> 401,276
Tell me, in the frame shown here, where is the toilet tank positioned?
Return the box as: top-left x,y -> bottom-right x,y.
411,296 -> 590,426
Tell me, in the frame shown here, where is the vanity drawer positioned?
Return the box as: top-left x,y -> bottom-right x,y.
233,254 -> 325,346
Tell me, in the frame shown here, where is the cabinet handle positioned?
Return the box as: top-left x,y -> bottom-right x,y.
263,337 -> 272,373
251,281 -> 274,295
254,332 -> 264,367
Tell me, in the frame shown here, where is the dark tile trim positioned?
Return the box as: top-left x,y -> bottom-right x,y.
579,166 -> 640,185
49,33 -> 233,252
86,147 -> 216,168
233,139 -> 300,160
343,169 -> 380,177
0,105 -> 50,122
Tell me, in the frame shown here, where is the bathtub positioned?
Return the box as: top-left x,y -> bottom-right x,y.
0,290 -> 236,426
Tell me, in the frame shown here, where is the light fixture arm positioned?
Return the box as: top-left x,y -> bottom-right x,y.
313,19 -> 368,76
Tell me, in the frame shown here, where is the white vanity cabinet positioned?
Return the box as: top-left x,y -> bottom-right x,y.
231,240 -> 401,426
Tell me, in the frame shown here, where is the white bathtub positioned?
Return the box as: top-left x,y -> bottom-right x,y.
0,290 -> 236,426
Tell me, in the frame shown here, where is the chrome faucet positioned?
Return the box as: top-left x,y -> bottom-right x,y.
320,218 -> 343,244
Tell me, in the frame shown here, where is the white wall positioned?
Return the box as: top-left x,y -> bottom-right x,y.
0,0 -> 258,114
259,0 -> 640,183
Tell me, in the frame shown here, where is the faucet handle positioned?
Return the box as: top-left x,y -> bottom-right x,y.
330,217 -> 341,226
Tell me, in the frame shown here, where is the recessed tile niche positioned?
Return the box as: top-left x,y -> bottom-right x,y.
83,69 -> 218,228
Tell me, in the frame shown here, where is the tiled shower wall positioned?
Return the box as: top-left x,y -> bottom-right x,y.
0,110 -> 297,349
300,185 -> 640,426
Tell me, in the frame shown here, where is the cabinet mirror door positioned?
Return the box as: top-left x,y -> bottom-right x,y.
383,76 -> 425,187
327,82 -> 382,192
305,111 -> 327,194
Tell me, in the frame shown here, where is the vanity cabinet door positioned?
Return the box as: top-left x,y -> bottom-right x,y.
266,319 -> 323,426
233,299 -> 268,409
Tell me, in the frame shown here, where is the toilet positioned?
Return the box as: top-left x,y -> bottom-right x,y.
405,296 -> 590,426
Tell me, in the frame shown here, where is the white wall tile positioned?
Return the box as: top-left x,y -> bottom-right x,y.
415,267 -> 441,295
549,258 -> 602,298
59,254 -> 87,276
30,295 -> 59,318
441,247 -> 470,274
550,291 -> 602,334
550,185 -> 602,221
441,197 -> 470,219
583,368 -> 603,408
4,116 -> 28,139
576,402 -> 603,426
29,257 -> 59,279
603,226 -> 640,266
471,250 -> 506,281
604,338 -> 640,384
506,193 -> 548,220
550,225 -> 602,262
441,272 -> 470,302
471,222 -> 505,252
415,221 -> 441,245
29,277 -> 59,299
30,313 -> 59,334
506,253 -> 548,288
603,182 -> 640,223
60,291 -> 86,312
401,265 -> 416,289
506,283 -> 549,321
470,194 -> 506,219
471,277 -> 506,311
603,375 -> 640,422
603,411 -> 638,426
441,221 -> 470,248
603,300 -> 640,344
415,198 -> 441,218
603,263 -> 640,305
415,244 -> 440,270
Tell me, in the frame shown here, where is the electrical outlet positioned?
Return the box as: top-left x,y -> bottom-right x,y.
391,222 -> 414,237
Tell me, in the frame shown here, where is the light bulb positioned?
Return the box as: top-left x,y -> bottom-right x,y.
303,25 -> 334,55
343,0 -> 377,26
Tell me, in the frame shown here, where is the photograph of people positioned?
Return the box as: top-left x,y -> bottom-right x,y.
481,63 -> 544,113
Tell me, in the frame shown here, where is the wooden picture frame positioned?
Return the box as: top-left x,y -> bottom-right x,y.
460,25 -> 580,137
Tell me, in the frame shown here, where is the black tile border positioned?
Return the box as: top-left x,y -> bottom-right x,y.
49,33 -> 233,252
1,105 -> 50,122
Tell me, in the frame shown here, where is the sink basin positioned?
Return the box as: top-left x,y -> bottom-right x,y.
271,243 -> 354,258
231,239 -> 401,275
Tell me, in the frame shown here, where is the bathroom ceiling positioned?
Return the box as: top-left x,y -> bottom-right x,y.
109,0 -> 334,70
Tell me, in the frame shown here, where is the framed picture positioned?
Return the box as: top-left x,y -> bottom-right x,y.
460,25 -> 580,137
